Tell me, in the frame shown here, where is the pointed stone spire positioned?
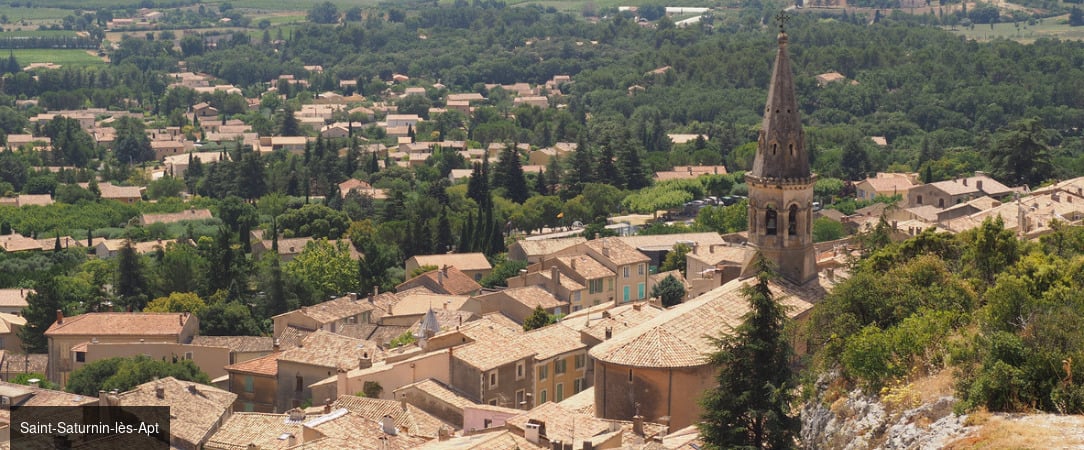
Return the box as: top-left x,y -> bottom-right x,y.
415,307 -> 440,340
743,15 -> 819,286
750,15 -> 810,181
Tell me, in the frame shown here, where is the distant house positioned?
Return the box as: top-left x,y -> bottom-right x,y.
462,286 -> 567,324
101,376 -> 235,450
271,293 -> 375,338
405,253 -> 492,281
907,172 -> 1014,208
45,312 -> 199,385
507,237 -> 587,264
192,102 -> 219,118
856,172 -> 920,201
274,330 -> 381,411
654,165 -> 727,182
386,114 -> 421,128
78,182 -> 142,204
0,288 -> 31,316
223,353 -> 278,412
0,312 -> 26,351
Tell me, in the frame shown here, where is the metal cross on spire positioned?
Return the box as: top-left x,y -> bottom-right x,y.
776,11 -> 790,33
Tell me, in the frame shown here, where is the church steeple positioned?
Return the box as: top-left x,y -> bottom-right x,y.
751,16 -> 809,181
744,14 -> 818,286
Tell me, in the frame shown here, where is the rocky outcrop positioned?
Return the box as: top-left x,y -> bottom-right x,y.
801,375 -> 972,449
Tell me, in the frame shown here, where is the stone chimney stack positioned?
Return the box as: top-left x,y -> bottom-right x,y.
323,398 -> 332,414
155,385 -> 165,399
336,367 -> 348,397
56,309 -> 63,325
633,414 -> 645,436
604,327 -> 612,340
349,292 -> 357,301
359,352 -> 372,370
550,266 -> 561,288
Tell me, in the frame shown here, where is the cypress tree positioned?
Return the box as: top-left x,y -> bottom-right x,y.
458,211 -> 474,253
534,169 -> 548,195
699,255 -> 798,449
436,207 -> 454,254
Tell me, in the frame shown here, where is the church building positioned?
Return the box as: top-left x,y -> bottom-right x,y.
588,21 -> 825,431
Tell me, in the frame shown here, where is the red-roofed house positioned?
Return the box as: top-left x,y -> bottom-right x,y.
45,312 -> 198,385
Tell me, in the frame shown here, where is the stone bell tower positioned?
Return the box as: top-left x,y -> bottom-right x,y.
744,14 -> 817,285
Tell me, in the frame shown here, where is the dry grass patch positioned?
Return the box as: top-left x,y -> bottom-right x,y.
946,414 -> 1084,449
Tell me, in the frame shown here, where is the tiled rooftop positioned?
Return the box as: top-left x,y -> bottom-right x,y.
512,237 -> 586,257
396,266 -> 481,296
191,335 -> 273,353
205,412 -> 305,450
45,312 -> 192,337
408,253 -> 492,272
414,430 -> 544,449
293,295 -> 375,324
0,288 -> 31,309
504,401 -> 612,445
501,286 -> 566,311
584,237 -> 650,265
224,353 -> 278,377
520,322 -> 585,360
589,277 -> 819,368
331,395 -> 447,438
392,378 -> 475,411
556,255 -> 614,280
278,330 -> 381,369
110,377 -> 235,448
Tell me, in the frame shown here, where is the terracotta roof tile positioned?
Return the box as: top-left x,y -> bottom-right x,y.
415,430 -> 544,449
556,255 -> 614,280
519,323 -> 584,360
588,277 -> 818,368
392,378 -> 475,411
408,253 -> 492,272
396,267 -> 481,295
292,295 -> 375,324
205,412 -> 306,450
499,286 -> 566,311
45,312 -> 192,337
511,237 -> 586,258
584,237 -> 650,265
224,353 -> 278,377
111,377 -> 235,448
0,288 -> 31,309
331,395 -> 446,438
190,336 -> 273,353
504,402 -> 611,445
278,330 -> 381,369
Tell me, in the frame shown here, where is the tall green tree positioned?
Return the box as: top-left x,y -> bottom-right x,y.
651,274 -> 686,307
66,355 -> 211,396
699,255 -> 798,449
495,144 -> 529,203
989,118 -> 1053,187
116,239 -> 149,311
19,282 -> 64,353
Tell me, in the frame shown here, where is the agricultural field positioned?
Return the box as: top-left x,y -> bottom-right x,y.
1,29 -> 78,37
11,49 -> 105,67
0,5 -> 73,21
946,13 -> 1084,42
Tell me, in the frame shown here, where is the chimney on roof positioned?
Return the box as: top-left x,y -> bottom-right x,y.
381,415 -> 397,435
400,398 -> 408,412
187,384 -> 198,395
179,313 -> 184,326
550,266 -> 560,288
286,434 -> 297,447
273,339 -> 280,352
349,292 -> 357,301
336,367 -> 347,396
687,166 -> 693,174
359,352 -> 372,370
571,258 -> 577,270
323,398 -> 332,414
633,414 -> 645,437
633,303 -> 642,311
155,385 -> 165,399
437,270 -> 444,286
604,327 -> 613,340
56,309 -> 63,325
963,178 -> 968,186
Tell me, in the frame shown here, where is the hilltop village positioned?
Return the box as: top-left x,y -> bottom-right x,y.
3,0 -> 1084,448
